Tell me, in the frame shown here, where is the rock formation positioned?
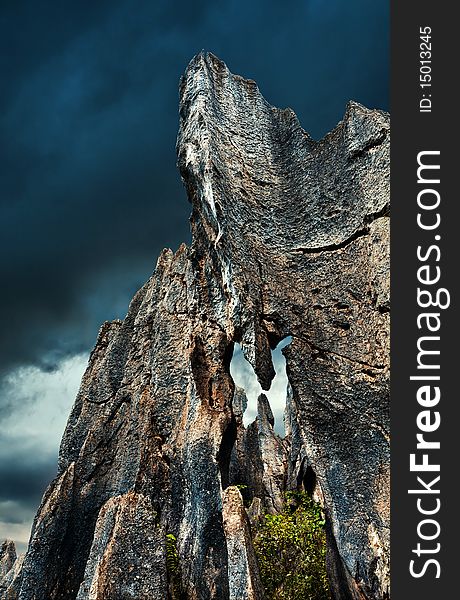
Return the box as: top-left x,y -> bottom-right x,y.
1,52 -> 389,600
229,391 -> 288,515
0,541 -> 23,598
0,541 -> 16,582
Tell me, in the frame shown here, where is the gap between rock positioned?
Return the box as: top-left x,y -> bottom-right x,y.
229,336 -> 292,437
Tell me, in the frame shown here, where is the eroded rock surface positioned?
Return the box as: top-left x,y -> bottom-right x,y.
76,491 -> 166,599
1,52 -> 389,600
0,541 -> 23,599
222,486 -> 263,600
229,392 -> 287,514
0,541 -> 16,581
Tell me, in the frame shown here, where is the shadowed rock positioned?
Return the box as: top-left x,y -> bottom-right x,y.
2,52 -> 389,600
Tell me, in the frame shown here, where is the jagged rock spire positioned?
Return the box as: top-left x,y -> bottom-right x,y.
0,541 -> 16,580
2,53 -> 389,600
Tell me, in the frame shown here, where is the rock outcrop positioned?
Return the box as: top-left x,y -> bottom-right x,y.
0,541 -> 23,598
229,392 -> 288,515
1,52 -> 389,600
0,541 -> 16,581
222,486 -> 263,600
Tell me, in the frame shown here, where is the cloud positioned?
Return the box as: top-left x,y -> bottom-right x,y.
0,353 -> 87,551
0,517 -> 32,555
0,353 -> 88,443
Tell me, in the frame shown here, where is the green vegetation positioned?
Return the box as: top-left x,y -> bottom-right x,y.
165,533 -> 183,599
165,533 -> 179,574
253,491 -> 331,600
234,483 -> 251,507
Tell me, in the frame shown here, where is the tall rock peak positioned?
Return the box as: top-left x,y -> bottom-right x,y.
1,53 -> 389,600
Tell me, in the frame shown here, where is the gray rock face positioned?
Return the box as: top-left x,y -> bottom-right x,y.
178,52 -> 390,600
229,392 -> 288,514
222,486 -> 263,600
0,541 -> 16,581
1,52 -> 389,600
76,492 -> 167,599
0,541 -> 23,599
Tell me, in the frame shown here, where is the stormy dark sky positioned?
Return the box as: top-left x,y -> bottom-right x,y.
0,0 -> 389,552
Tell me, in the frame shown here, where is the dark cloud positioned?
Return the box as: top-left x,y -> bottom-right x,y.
0,442 -> 57,552
0,432 -> 59,544
0,446 -> 57,510
1,0 -> 388,376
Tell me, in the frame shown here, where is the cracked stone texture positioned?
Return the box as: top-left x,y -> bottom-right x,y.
222,486 -> 263,600
0,542 -> 16,582
76,492 -> 167,599
2,52 -> 389,600
229,392 -> 288,514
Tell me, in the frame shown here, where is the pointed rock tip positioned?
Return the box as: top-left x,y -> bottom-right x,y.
0,539 -> 17,573
181,50 -> 259,97
257,394 -> 274,428
1,539 -> 16,554
185,50 -> 228,74
343,99 -> 390,129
